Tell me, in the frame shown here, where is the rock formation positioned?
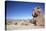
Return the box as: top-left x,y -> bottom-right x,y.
32,6 -> 44,26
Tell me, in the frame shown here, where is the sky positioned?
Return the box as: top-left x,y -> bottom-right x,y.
5,1 -> 45,19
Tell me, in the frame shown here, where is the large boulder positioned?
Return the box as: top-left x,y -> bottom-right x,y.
36,14 -> 44,26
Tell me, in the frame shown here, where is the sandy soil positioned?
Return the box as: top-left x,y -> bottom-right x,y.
6,25 -> 44,31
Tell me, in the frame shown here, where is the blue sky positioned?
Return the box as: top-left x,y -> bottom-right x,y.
6,1 -> 44,19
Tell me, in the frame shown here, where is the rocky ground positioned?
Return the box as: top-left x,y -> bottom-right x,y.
6,14 -> 45,31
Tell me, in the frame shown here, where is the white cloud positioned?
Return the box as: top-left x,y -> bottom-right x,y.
12,16 -> 33,20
